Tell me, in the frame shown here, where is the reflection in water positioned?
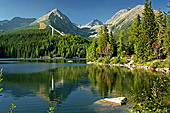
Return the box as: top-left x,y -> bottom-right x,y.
2,66 -> 90,112
87,65 -> 156,102
0,61 -> 165,113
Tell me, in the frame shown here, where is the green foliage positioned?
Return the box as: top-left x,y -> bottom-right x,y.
141,0 -> 158,61
109,31 -> 117,57
0,29 -> 89,58
47,106 -> 55,113
130,74 -> 170,113
110,57 -> 120,64
163,10 -> 170,56
117,30 -> 126,57
152,62 -> 160,68
120,57 -> 129,64
97,57 -> 103,63
98,25 -> 110,57
98,26 -> 105,56
103,25 -> 109,42
0,69 -> 3,96
87,38 -> 98,61
131,55 -> 138,63
8,104 -> 16,113
127,15 -> 141,56
103,57 -> 110,64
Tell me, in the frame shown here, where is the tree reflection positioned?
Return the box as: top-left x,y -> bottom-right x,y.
87,65 -> 156,100
3,66 -> 88,106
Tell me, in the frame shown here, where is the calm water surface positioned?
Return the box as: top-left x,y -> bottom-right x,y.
0,59 -> 156,113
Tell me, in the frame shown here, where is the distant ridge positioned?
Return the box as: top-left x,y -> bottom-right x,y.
0,17 -> 36,31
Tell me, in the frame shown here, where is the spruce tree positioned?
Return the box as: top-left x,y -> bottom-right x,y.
157,7 -> 165,60
103,25 -> 109,42
109,31 -> 117,57
127,15 -> 141,56
142,0 -> 158,61
117,30 -> 125,57
163,0 -> 170,56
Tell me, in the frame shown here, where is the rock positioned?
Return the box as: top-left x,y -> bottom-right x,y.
100,97 -> 127,106
120,64 -> 124,67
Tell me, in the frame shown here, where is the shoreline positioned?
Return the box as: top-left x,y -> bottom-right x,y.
87,61 -> 170,74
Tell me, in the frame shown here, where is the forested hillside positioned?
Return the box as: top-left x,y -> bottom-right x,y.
87,0 -> 170,63
0,29 -> 89,58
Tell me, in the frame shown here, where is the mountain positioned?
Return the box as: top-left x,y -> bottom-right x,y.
79,5 -> 165,38
77,19 -> 103,38
27,8 -> 90,37
77,5 -> 146,38
86,19 -> 103,27
105,5 -> 166,36
105,5 -> 144,35
0,17 -> 36,31
6,5 -> 164,38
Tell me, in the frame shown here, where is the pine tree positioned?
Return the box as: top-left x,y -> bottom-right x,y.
117,30 -> 125,57
141,0 -> 158,61
109,31 -> 117,57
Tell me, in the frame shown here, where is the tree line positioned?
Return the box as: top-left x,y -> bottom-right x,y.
87,0 -> 170,62
0,29 -> 89,58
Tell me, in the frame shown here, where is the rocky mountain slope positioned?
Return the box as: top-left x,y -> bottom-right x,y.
106,5 -> 144,35
77,19 -> 103,38
0,17 -> 36,31
76,5 -> 146,38
26,8 -> 91,37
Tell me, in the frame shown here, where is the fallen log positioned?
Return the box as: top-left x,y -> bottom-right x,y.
100,97 -> 127,106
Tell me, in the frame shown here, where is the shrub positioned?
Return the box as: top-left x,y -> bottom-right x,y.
121,51 -> 126,58
152,62 -> 160,68
131,55 -> 138,63
113,57 -> 120,64
104,57 -> 110,64
97,57 -> 103,63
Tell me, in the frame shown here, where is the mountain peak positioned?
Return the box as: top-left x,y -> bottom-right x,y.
106,5 -> 144,25
32,8 -> 64,24
86,19 -> 103,27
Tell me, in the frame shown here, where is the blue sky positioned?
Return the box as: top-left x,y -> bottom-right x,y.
0,0 -> 169,25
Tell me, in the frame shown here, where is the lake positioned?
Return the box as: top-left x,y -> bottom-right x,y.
0,59 -> 157,113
